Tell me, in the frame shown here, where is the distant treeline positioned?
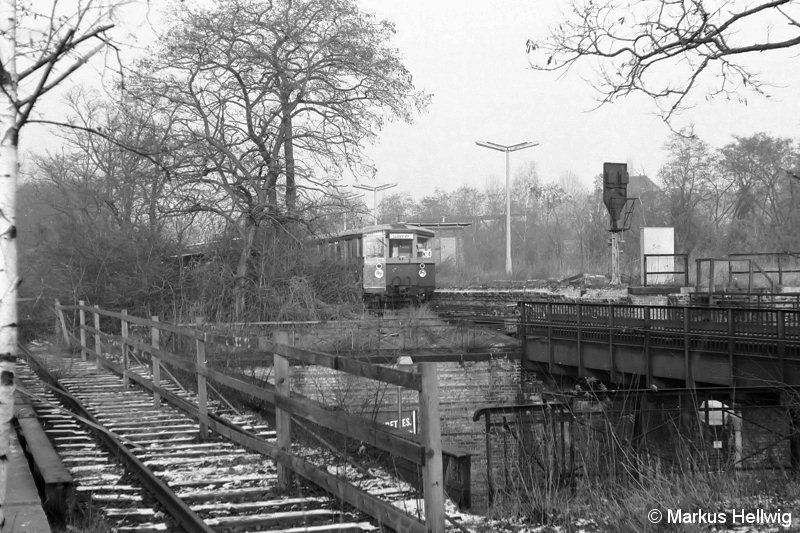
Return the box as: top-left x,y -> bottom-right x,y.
375,130 -> 800,283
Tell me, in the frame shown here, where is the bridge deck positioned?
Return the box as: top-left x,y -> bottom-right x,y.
520,301 -> 800,388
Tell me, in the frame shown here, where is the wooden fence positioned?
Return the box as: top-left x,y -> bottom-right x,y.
56,301 -> 446,533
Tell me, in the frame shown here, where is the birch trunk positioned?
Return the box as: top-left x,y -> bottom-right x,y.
0,0 -> 17,525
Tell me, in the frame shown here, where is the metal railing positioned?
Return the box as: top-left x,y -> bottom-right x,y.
642,253 -> 689,286
728,252 -> 800,287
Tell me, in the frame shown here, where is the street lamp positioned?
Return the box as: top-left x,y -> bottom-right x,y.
476,140 -> 539,277
338,191 -> 364,231
353,182 -> 397,224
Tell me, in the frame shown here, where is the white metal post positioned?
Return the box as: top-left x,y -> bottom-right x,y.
353,183 -> 396,225
505,149 -> 511,277
476,140 -> 539,278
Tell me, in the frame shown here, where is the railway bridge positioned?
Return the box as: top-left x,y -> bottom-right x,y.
508,298 -> 800,481
519,300 -> 800,389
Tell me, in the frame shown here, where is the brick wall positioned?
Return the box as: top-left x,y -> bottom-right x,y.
285,356 -> 526,511
738,404 -> 790,469
437,358 -> 524,511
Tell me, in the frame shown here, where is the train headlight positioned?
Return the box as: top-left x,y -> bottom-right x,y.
418,269 -> 426,278
374,267 -> 384,279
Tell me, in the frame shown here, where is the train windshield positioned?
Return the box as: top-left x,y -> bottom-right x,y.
416,237 -> 432,259
389,232 -> 413,259
363,232 -> 385,259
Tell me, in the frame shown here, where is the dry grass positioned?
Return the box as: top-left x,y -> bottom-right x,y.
51,499 -> 111,533
486,394 -> 800,531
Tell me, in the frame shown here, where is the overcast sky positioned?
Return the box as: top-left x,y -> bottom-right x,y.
21,0 -> 800,200
357,0 -> 800,197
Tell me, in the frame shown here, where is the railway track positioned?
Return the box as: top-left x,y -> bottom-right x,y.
431,289 -> 530,334
17,344 -> 418,533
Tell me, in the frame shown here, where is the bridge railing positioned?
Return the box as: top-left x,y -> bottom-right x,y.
520,300 -> 800,387
55,301 -> 446,533
521,301 -> 799,339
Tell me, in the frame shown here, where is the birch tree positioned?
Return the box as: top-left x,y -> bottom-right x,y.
0,2 -> 124,520
0,4 -> 19,519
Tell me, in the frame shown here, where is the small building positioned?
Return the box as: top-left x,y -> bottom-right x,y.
406,221 -> 471,272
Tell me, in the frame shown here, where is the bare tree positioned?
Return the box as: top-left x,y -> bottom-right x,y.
658,127 -> 722,253
527,0 -> 800,120
133,0 -> 426,316
717,132 -> 800,250
59,90 -> 177,234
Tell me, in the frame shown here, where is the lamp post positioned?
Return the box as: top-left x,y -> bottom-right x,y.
353,182 -> 397,224
339,191 -> 364,231
476,140 -> 539,277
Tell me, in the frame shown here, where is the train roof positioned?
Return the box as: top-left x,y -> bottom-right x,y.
320,223 -> 435,242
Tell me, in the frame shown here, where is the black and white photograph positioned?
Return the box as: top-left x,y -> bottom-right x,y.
1,1 -> 799,531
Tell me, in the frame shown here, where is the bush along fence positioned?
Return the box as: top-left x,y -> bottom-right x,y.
55,300 -> 446,533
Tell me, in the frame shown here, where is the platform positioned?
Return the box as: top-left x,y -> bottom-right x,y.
2,428 -> 50,533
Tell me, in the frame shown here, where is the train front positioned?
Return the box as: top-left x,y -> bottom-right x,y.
362,225 -> 436,305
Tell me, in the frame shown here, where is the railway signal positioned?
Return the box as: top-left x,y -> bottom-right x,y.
603,162 -> 629,285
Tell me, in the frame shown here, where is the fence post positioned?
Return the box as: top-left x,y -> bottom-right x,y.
78,301 -> 87,361
152,316 -> 161,409
777,310 -> 786,383
419,362 -> 444,533
93,306 -> 102,369
608,303 -> 617,383
546,302 -> 554,373
644,306 -> 652,387
576,302 -> 584,377
727,308 -> 735,385
683,308 -> 692,388
121,310 -> 129,388
273,331 -> 292,491
195,317 -> 208,439
55,299 -> 70,346
643,255 -> 648,286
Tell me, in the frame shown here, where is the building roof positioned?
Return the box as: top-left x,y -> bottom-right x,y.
627,175 -> 661,197
321,223 -> 436,242
405,221 -> 473,228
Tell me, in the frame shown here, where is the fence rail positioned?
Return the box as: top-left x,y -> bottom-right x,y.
728,252 -> 800,286
56,301 -> 446,533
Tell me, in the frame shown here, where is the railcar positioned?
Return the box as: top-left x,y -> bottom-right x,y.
317,223 -> 436,306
